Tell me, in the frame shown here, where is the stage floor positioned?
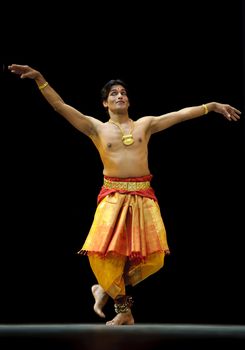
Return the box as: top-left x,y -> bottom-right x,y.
1,323 -> 245,349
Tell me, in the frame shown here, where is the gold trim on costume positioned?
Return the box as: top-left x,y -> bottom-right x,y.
103,178 -> 151,191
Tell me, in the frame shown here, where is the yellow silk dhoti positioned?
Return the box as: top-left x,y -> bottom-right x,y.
78,176 -> 170,299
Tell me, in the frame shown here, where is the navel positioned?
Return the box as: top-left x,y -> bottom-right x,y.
107,143 -> 112,148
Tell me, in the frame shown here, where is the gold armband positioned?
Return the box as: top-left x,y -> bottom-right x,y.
202,104 -> 209,115
38,82 -> 49,90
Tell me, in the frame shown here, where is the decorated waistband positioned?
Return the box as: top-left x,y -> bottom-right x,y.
103,177 -> 151,191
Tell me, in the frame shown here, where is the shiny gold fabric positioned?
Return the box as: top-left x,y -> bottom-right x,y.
78,191 -> 170,299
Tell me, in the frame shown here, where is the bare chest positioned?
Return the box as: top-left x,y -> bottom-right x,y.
99,126 -> 147,152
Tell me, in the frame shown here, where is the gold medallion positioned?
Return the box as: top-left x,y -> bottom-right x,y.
122,135 -> 134,145
109,119 -> 135,146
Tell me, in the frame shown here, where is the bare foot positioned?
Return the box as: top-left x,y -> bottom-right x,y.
106,310 -> 135,325
91,284 -> 109,318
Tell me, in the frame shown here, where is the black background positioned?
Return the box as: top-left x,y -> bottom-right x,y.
1,1 -> 245,325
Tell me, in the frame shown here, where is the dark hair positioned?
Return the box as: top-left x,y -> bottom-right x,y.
100,79 -> 128,103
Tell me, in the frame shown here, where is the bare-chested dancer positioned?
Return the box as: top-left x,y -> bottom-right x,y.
8,64 -> 241,325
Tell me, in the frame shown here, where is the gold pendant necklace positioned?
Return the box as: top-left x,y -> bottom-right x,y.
109,119 -> 135,146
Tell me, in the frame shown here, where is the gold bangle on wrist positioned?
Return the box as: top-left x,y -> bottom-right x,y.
38,82 -> 49,90
202,104 -> 208,115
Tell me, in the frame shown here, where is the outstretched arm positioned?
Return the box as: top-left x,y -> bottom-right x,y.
8,64 -> 102,137
148,102 -> 241,134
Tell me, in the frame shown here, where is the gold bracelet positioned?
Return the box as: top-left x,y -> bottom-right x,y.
202,104 -> 208,115
38,82 -> 49,90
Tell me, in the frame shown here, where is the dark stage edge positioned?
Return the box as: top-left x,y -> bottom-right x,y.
0,323 -> 245,349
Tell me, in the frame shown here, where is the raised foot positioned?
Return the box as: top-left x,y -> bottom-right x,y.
91,284 -> 109,318
106,310 -> 135,326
